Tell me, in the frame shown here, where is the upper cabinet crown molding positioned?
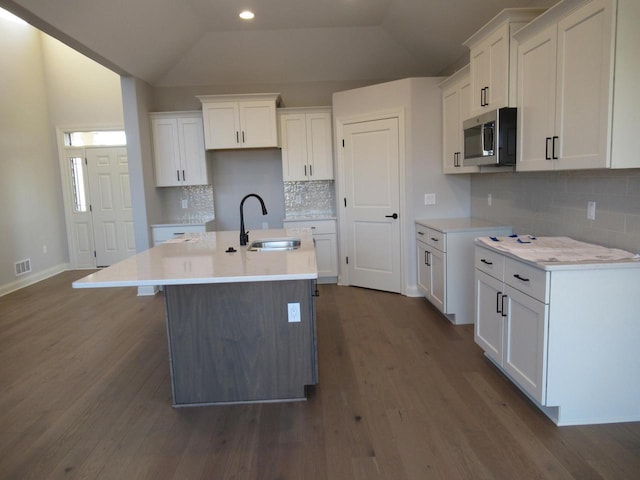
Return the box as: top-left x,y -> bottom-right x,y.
197,93 -> 281,150
515,0 -> 640,171
464,8 -> 546,117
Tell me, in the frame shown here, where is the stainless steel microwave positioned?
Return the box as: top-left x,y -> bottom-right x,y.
463,107 -> 517,167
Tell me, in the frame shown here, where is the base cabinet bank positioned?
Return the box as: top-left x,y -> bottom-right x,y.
474,237 -> 640,425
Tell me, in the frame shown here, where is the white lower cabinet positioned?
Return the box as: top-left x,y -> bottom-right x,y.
416,219 -> 512,325
474,243 -> 640,425
283,218 -> 337,283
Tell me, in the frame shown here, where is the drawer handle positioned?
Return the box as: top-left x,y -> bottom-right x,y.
513,274 -> 530,282
430,237 -> 439,242
481,259 -> 493,265
173,232 -> 185,236
496,291 -> 502,314
418,231 -> 425,235
501,294 -> 507,317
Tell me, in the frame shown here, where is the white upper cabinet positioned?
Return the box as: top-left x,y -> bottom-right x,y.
150,112 -> 209,187
197,94 -> 280,150
464,8 -> 546,117
515,0 -> 639,171
279,107 -> 333,181
440,65 -> 478,174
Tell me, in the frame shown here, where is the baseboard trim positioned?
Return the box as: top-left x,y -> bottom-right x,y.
0,263 -> 70,297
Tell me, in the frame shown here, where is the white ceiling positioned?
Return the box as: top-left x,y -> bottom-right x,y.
1,0 -> 555,87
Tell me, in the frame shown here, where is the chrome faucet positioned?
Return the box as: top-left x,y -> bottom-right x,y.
239,193 -> 268,246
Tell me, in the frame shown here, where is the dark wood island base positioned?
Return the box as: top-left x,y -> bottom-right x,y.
164,279 -> 318,406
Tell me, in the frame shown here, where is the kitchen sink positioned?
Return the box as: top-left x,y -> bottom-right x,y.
248,238 -> 301,251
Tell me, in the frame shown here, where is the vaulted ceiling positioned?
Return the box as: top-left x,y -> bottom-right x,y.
1,0 -> 554,86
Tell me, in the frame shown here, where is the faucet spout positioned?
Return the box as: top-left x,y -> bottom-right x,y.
239,193 -> 268,246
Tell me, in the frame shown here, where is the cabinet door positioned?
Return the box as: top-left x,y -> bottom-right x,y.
306,112 -> 333,180
417,242 -> 430,297
314,233 -> 338,278
474,270 -> 504,365
428,247 -> 446,313
202,102 -> 241,149
177,116 -> 208,186
470,45 -> 490,116
151,117 -> 181,187
517,25 -> 558,171
554,0 -> 613,170
280,113 -> 308,181
442,83 -> 462,173
486,25 -> 510,110
239,101 -> 278,148
503,285 -> 549,404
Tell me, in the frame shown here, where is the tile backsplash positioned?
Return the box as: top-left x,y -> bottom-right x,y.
471,169 -> 640,254
161,185 -> 215,223
284,180 -> 336,217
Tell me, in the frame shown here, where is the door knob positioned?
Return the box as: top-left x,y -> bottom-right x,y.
385,213 -> 399,219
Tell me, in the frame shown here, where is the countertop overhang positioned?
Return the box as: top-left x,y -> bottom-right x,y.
73,229 -> 318,289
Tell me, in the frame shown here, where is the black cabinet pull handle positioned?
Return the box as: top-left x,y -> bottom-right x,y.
481,259 -> 493,265
514,274 -> 530,282
304,165 -> 307,176
242,131 -> 245,143
424,251 -> 429,266
309,165 -> 313,176
552,136 -> 559,159
496,291 -> 502,314
430,237 -> 439,242
501,294 -> 507,317
236,131 -> 239,143
545,137 -> 551,160
418,231 -> 425,236
182,170 -> 185,181
176,170 -> 180,181
385,213 -> 399,219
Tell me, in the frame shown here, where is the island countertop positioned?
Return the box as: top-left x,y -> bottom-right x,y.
73,229 -> 318,288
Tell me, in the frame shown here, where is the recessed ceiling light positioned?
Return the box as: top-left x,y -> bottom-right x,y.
239,10 -> 255,20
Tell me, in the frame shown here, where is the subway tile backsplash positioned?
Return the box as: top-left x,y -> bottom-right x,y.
471,169 -> 640,254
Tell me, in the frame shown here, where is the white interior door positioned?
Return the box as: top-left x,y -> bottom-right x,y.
86,147 -> 135,267
343,117 -> 401,293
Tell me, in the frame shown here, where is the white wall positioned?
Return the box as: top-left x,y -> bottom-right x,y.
333,78 -> 470,295
0,17 -> 67,294
0,17 -> 127,295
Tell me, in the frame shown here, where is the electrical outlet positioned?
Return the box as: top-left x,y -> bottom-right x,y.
181,199 -> 188,209
424,193 -> 436,205
587,201 -> 596,220
488,193 -> 493,206
287,302 -> 301,323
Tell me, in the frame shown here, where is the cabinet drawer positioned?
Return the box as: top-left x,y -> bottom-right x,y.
475,246 -> 505,279
505,258 -> 549,303
416,226 -> 445,252
283,219 -> 336,235
152,225 -> 205,244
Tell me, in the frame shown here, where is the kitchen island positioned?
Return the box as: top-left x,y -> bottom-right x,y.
73,229 -> 319,406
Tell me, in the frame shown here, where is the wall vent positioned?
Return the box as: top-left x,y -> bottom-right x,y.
14,258 -> 31,276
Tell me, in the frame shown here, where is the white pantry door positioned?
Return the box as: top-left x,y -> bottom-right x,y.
86,147 -> 135,267
343,117 -> 401,293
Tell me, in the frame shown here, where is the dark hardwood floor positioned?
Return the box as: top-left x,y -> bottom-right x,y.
0,271 -> 638,479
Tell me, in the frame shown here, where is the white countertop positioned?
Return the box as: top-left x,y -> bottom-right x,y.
73,229 -> 318,288
476,235 -> 640,270
415,217 -> 511,233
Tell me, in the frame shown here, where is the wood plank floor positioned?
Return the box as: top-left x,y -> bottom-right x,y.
1,271 -> 639,479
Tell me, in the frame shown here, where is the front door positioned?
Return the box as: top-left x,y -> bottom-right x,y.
342,117 -> 401,293
86,147 -> 135,267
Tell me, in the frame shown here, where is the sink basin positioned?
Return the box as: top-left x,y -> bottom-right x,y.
248,238 -> 301,251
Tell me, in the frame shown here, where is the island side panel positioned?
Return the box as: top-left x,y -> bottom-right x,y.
164,280 -> 317,405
